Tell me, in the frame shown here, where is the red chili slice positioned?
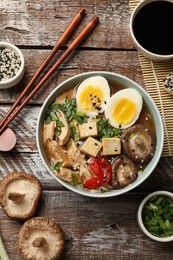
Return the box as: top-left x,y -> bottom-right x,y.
84,176 -> 103,189
102,164 -> 112,185
89,159 -> 103,177
95,157 -> 108,165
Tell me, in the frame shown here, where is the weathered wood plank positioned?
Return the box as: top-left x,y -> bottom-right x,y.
0,106 -> 39,152
0,50 -> 144,104
0,191 -> 173,260
0,0 -> 133,49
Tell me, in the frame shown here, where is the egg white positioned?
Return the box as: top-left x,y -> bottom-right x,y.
104,88 -> 143,129
76,76 -> 110,117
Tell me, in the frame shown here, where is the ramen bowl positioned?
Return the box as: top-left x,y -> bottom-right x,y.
36,71 -> 164,198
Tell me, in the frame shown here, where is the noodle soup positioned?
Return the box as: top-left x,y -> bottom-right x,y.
41,75 -> 156,193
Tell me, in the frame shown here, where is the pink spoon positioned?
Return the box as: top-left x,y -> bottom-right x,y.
0,128 -> 16,151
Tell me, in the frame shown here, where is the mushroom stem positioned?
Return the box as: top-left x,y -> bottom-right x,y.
32,237 -> 47,248
8,192 -> 25,202
0,234 -> 10,260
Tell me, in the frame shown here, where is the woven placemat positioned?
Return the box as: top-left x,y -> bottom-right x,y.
129,0 -> 173,157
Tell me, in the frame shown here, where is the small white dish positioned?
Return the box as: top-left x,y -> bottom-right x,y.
138,190 -> 173,242
0,41 -> 25,89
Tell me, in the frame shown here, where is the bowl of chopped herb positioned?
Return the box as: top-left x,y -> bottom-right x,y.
138,191 -> 173,242
0,41 -> 25,89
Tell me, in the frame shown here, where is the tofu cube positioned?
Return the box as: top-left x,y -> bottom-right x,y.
102,137 -> 121,155
80,137 -> 102,157
78,122 -> 98,139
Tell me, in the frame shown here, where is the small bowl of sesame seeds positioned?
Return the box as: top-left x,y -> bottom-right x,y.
0,41 -> 25,89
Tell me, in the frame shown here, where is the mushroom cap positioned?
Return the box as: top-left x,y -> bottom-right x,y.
0,172 -> 42,220
121,124 -> 155,163
111,155 -> 138,189
18,217 -> 65,260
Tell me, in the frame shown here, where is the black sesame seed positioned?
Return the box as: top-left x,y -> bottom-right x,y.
0,47 -> 21,82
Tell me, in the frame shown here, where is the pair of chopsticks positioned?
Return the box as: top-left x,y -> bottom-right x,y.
0,8 -> 99,135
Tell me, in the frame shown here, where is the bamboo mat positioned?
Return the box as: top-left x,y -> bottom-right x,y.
129,0 -> 173,157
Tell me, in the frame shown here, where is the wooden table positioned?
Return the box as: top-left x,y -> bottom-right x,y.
1,0 -> 173,259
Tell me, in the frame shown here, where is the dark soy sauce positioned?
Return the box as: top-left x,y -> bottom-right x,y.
133,1 -> 173,55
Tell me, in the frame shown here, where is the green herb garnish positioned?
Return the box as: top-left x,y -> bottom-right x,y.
98,118 -> 122,138
71,172 -> 78,186
70,126 -> 80,142
142,195 -> 173,238
50,161 -> 63,172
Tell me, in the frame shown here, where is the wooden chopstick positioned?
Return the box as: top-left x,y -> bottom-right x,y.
0,15 -> 99,135
0,8 -> 86,133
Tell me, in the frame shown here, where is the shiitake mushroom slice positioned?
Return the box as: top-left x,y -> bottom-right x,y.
111,155 -> 138,189
121,124 -> 155,163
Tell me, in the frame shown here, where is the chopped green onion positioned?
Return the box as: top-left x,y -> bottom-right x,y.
98,118 -> 122,138
130,133 -> 135,138
54,128 -> 59,137
76,111 -> 86,117
50,111 -> 58,121
50,161 -> 63,172
50,103 -> 59,111
70,126 -> 80,142
71,172 -> 78,186
56,120 -> 64,128
142,195 -> 173,238
44,116 -> 52,124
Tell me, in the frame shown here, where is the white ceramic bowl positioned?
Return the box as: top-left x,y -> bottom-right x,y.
0,41 -> 25,89
130,0 -> 173,61
138,191 -> 173,242
36,71 -> 164,198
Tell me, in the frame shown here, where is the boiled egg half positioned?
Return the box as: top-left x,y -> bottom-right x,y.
105,88 -> 143,129
76,76 -> 110,117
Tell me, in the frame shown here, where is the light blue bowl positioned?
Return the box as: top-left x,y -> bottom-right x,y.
36,71 -> 164,198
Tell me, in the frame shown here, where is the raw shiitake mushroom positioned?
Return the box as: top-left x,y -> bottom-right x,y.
0,172 -> 42,220
18,217 -> 65,260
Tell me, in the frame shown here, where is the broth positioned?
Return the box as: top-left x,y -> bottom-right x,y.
42,77 -> 156,192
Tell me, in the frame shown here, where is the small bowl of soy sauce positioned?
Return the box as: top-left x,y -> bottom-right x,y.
0,42 -> 25,89
138,191 -> 173,242
130,0 -> 173,61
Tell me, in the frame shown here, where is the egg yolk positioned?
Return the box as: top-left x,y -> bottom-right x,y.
112,98 -> 136,126
79,85 -> 104,111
